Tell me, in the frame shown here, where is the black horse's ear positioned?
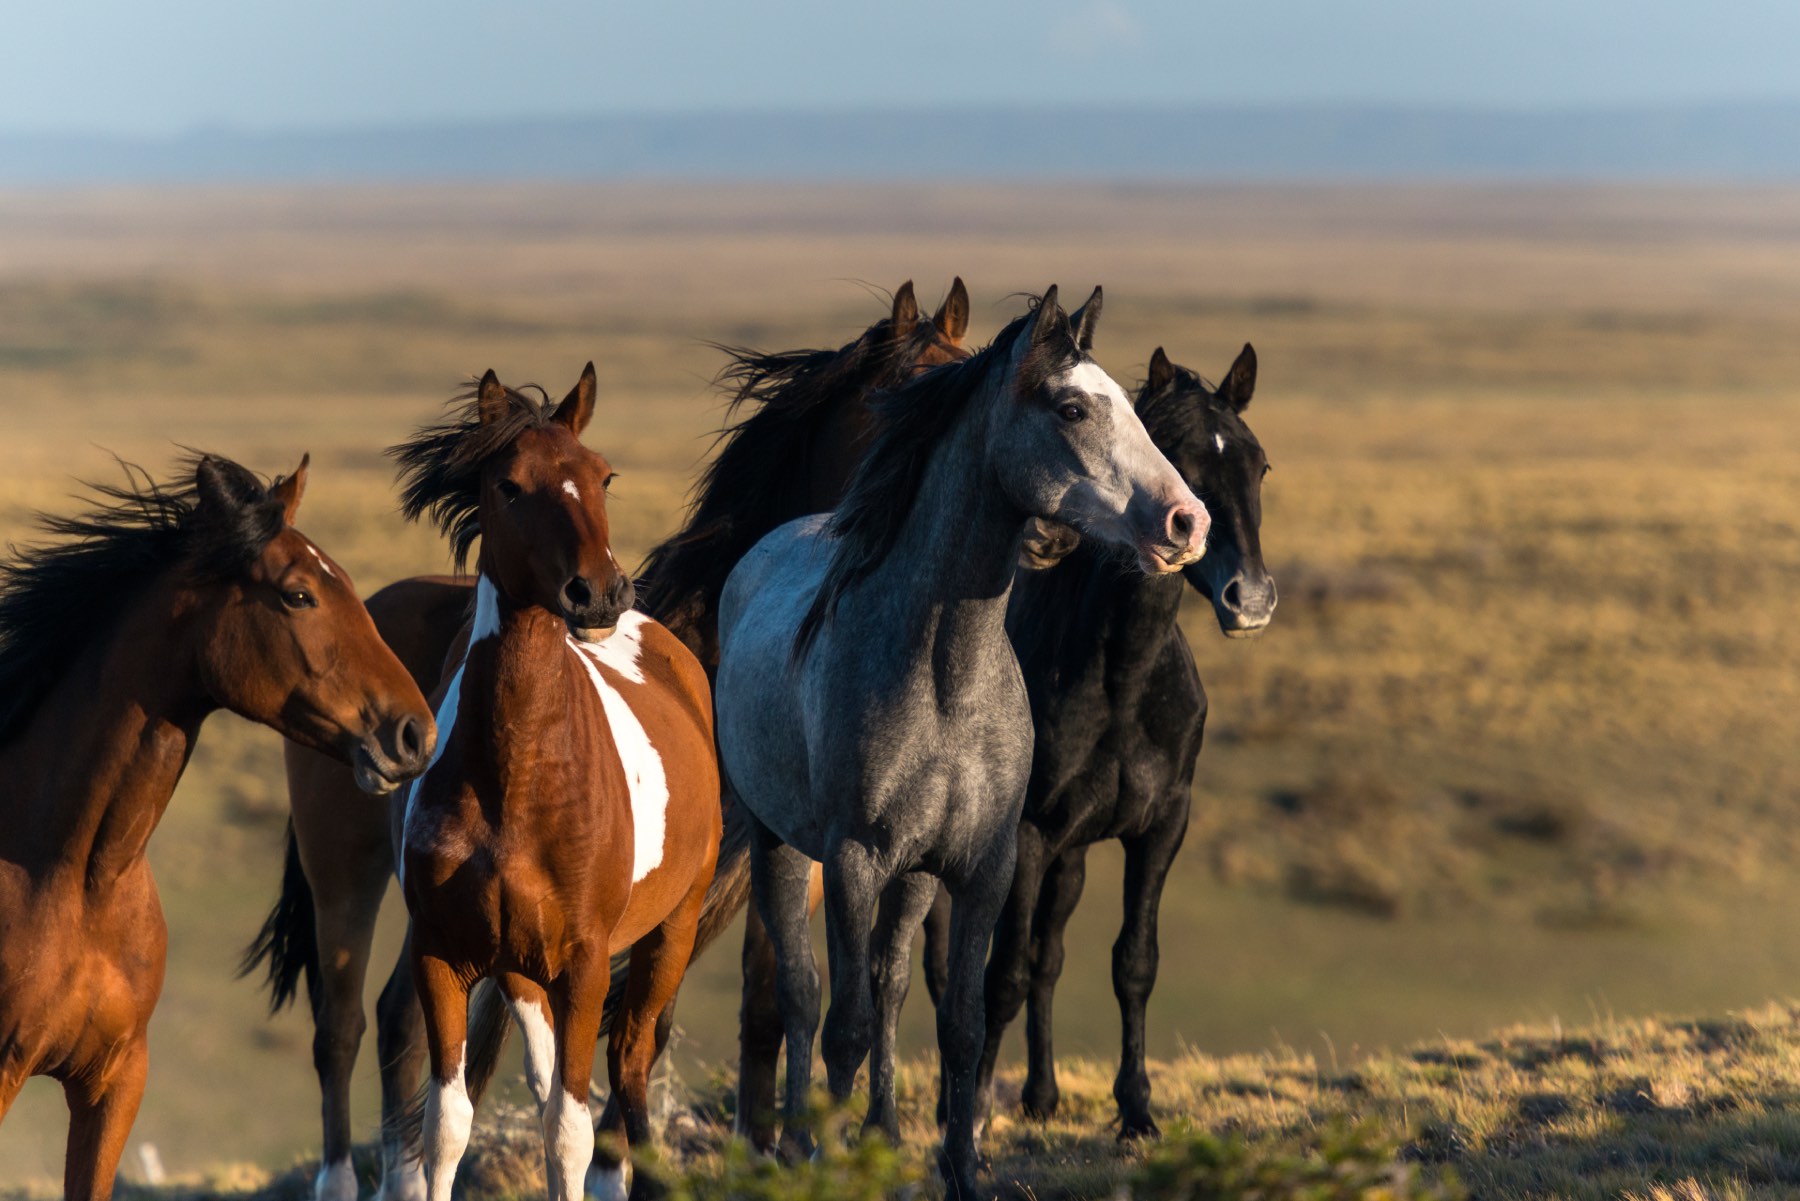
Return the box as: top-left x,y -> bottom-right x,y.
1145,346 -> 1176,397
1069,285 -> 1103,352
553,362 -> 597,435
269,453 -> 310,525
932,276 -> 970,344
1217,343 -> 1257,413
891,280 -> 920,340
476,369 -> 510,426
1030,284 -> 1063,346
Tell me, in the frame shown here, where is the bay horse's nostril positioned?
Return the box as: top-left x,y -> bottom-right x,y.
562,576 -> 594,611
397,714 -> 426,765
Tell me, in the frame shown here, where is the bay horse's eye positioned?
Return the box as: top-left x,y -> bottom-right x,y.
495,478 -> 523,501
603,473 -> 616,493
1058,403 -> 1086,424
281,587 -> 317,611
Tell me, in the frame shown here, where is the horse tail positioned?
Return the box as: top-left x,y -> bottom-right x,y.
237,820 -> 320,1016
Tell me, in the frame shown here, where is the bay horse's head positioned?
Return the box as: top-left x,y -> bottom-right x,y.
997,286 -> 1209,574
186,456 -> 436,791
392,363 -> 631,642
1138,344 -> 1276,636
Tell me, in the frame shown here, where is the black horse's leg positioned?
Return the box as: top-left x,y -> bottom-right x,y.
734,904 -> 785,1153
1112,806 -> 1189,1140
972,823 -> 1048,1133
746,813 -> 822,1160
940,836 -> 1016,1200
1021,844 -> 1089,1121
819,839 -> 884,1104
863,871 -> 938,1143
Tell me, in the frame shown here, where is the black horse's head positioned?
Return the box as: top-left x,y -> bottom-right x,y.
1135,343 -> 1276,636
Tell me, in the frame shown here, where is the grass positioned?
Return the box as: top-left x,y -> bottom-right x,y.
1,181 -> 1799,1188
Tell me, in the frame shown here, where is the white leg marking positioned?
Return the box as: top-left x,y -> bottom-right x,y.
422,1046 -> 473,1201
376,1140 -> 426,1201
586,1156 -> 632,1201
544,1085 -> 596,1201
315,1157 -> 357,1201
569,612 -> 667,882
508,995 -> 558,1110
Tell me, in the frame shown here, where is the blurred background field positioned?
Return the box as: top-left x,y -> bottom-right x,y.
2,181 -> 1800,1186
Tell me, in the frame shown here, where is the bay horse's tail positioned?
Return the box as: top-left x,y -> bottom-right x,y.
237,820 -> 321,1016
385,802 -> 754,1156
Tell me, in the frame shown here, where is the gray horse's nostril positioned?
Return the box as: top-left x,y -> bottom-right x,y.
1169,508 -> 1195,543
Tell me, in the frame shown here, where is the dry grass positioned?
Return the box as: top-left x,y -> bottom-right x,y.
2,182 -> 1799,1186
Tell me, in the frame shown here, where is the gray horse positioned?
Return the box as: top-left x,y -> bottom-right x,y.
713,287 -> 1207,1198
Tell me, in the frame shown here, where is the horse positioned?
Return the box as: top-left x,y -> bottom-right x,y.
713,286 -> 1209,1199
920,340 -> 1275,1142
388,365 -> 721,1201
246,277 -> 969,1201
0,454 -> 433,1201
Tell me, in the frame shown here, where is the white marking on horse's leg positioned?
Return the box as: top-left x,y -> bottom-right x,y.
544,1085 -> 596,1201
585,1156 -> 632,1201
376,1140 -> 425,1201
314,1157 -> 357,1201
563,479 -> 581,501
507,994 -> 557,1111
421,1046 -> 473,1201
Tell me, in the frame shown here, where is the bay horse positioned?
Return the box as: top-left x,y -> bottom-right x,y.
713,287 -> 1209,1199
0,455 -> 432,1201
244,280 -> 970,1201
389,365 -> 721,1201
923,340 -> 1275,1141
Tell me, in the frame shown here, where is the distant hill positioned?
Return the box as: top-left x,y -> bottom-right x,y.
5,103 -> 1800,183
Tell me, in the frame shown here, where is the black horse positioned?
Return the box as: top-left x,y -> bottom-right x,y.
924,340 -> 1274,1139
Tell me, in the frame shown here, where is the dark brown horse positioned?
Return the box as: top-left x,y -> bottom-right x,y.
0,455 -> 432,1201
389,367 -> 721,1201
247,280 -> 970,1201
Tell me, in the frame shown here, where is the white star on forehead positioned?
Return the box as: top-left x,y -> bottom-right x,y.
1214,434 -> 1226,453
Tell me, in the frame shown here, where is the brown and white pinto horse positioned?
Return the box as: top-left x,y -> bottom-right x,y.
246,279 -> 969,1201
389,367 -> 720,1201
0,455 -> 432,1201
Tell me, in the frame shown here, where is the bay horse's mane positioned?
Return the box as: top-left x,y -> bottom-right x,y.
794,293 -> 1075,656
0,454 -> 287,747
634,305 -> 955,632
387,379 -> 558,570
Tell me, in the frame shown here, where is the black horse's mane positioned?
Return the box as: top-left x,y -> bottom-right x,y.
794,294 -> 1075,657
0,454 -> 286,747
387,379 -> 556,570
634,307 -> 952,638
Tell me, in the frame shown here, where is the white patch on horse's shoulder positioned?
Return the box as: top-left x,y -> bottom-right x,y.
568,625 -> 668,883
562,479 -> 580,501
471,574 -> 502,642
1214,433 -> 1226,453
302,540 -> 338,581
315,1157 -> 357,1201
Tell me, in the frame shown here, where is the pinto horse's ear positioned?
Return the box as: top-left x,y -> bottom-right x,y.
1217,343 -> 1257,413
1145,346 -> 1176,398
1069,285 -> 1103,352
890,280 -> 920,340
1030,284 -> 1064,346
932,276 -> 970,344
269,453 -> 310,525
476,369 -> 510,426
553,362 -> 597,435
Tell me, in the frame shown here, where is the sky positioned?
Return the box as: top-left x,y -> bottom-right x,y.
8,0 -> 1800,137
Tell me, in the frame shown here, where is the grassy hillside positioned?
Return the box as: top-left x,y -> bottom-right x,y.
1,183 -> 1798,1186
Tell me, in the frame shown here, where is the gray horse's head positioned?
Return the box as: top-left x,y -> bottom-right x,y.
994,286 -> 1208,574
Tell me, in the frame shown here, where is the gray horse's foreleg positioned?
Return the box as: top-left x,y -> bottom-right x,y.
972,824 -> 1048,1130
939,838 -> 1016,1200
747,816 -> 821,1160
864,871 -> 938,1143
819,839 -> 884,1103
1112,810 -> 1188,1140
1021,845 -> 1089,1121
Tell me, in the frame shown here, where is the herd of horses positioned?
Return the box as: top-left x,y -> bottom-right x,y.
0,279 -> 1275,1201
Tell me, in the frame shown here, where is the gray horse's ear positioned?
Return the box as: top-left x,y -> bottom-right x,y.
891,281 -> 919,340
553,362 -> 597,434
932,276 -> 970,344
1217,343 -> 1257,413
269,453 -> 310,525
476,369 -> 510,426
1031,284 -> 1063,346
1069,285 -> 1103,352
1145,347 -> 1176,398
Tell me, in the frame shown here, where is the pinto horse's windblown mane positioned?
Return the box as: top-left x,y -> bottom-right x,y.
635,297 -> 960,635
793,293 -> 1075,657
387,379 -> 559,570
0,454 -> 288,747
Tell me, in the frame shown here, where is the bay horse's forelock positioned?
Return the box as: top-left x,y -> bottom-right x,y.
0,454 -> 431,1201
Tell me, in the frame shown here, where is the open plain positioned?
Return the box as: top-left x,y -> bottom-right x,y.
1,182 -> 1799,1195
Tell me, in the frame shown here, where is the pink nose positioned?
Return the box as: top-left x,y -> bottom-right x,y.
1166,501 -> 1209,560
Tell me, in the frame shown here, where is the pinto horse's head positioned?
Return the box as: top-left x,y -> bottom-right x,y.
391,364 -> 630,643
187,456 -> 435,792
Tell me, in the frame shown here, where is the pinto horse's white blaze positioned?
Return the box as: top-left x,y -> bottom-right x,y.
421,1044 -> 473,1201
315,1157 -> 356,1201
544,1085 -> 595,1201
568,611 -> 667,883
507,992 -> 557,1109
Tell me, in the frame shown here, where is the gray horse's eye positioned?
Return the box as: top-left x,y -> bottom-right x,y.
1057,402 -> 1086,424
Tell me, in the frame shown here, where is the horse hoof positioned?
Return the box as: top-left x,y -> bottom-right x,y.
585,1157 -> 632,1201
1019,1087 -> 1060,1122
315,1158 -> 358,1201
374,1154 -> 426,1201
1118,1114 -> 1162,1142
